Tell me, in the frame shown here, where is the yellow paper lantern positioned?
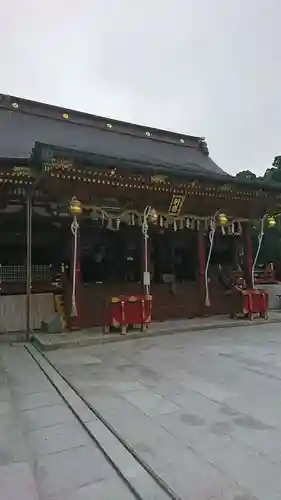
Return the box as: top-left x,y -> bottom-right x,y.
218,213 -> 228,225
69,197 -> 82,216
268,215 -> 276,227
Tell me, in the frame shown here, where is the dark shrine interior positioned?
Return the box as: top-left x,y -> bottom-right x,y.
78,222 -> 239,285
0,212 -> 243,288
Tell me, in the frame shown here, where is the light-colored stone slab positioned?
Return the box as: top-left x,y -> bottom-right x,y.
0,462 -> 39,500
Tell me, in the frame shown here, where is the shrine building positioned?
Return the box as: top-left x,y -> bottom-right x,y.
0,94 -> 279,333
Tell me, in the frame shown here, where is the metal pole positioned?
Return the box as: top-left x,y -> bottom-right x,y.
26,194 -> 32,334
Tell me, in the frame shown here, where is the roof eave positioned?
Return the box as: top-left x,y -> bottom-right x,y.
31,143 -> 281,192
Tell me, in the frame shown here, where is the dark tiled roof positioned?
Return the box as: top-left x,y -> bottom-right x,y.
0,94 -> 228,177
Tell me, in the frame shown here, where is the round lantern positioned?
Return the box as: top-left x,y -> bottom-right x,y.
268,215 -> 276,227
69,197 -> 82,217
218,213 -> 228,225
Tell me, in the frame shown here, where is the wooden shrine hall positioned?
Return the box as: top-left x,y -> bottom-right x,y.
0,93 -> 280,332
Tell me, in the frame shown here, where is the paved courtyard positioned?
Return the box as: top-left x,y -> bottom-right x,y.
49,324 -> 281,500
1,324 -> 281,498
0,344 -> 135,500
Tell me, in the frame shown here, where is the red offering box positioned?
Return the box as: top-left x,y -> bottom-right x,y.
241,288 -> 268,318
105,294 -> 152,331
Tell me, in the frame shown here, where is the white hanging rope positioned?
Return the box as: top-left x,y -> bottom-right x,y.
251,214 -> 266,289
204,210 -> 219,307
142,206 -> 151,296
70,216 -> 79,317
142,206 -> 152,236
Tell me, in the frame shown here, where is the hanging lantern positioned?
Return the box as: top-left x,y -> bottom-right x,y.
218,213 -> 228,225
148,208 -> 158,224
69,197 -> 82,217
268,215 -> 276,227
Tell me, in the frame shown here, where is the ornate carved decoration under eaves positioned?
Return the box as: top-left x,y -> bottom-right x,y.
218,184 -> 233,192
42,158 -> 74,173
150,175 -> 169,184
37,162 -> 281,208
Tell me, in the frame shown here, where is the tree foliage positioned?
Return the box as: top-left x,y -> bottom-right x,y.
235,170 -> 256,180
262,156 -> 281,183
236,156 -> 281,270
236,156 -> 281,183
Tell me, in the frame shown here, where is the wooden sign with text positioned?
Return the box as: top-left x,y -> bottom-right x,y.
168,195 -> 186,216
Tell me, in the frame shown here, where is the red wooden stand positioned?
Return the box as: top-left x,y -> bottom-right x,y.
232,288 -> 268,320
104,294 -> 152,334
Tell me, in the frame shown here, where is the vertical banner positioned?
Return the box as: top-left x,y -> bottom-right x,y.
168,195 -> 186,216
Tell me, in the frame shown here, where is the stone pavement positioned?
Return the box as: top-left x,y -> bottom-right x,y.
47,322 -> 281,500
2,323 -> 281,498
0,345 -> 135,500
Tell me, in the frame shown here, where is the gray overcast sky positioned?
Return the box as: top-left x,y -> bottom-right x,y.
1,0 -> 280,175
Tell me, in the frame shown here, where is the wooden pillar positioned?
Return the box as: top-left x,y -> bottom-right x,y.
243,222 -> 253,288
198,227 -> 206,304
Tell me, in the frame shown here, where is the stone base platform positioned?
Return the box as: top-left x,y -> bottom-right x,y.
32,312 -> 281,351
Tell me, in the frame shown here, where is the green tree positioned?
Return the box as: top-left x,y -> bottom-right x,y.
235,170 -> 256,180
263,156 -> 281,183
